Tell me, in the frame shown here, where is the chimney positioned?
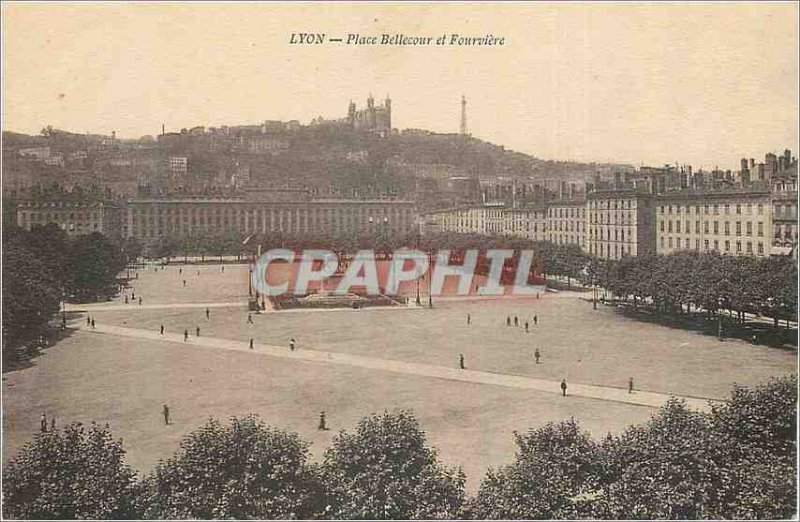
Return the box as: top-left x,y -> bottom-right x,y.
741,158 -> 749,173
687,165 -> 692,177
749,158 -> 755,168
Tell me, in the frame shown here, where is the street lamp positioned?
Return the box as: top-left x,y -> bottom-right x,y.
415,224 -> 422,306
428,250 -> 434,308
717,296 -> 725,341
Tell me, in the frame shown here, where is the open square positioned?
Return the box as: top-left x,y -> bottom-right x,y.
3,262 -> 794,490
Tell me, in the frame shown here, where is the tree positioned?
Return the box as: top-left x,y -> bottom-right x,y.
595,399 -> 723,519
469,419 -> 600,519
67,232 -> 125,301
2,225 -> 62,355
2,422 -> 138,519
138,415 -> 319,519
321,410 -> 465,519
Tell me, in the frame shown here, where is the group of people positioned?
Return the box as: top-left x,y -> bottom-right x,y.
39,412 -> 56,433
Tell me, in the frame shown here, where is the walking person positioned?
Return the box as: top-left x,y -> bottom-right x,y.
205,307 -> 210,320
40,412 -> 47,433
533,315 -> 538,325
289,338 -> 296,351
91,318 -> 96,330
196,326 -> 200,337
132,291 -> 135,300
160,324 -> 164,335
183,280 -> 186,287
50,416 -> 56,432
467,313 -> 471,325
179,268 -> 182,275
514,315 -> 519,327
318,411 -> 327,430
247,313 -> 254,324
162,404 -> 170,425
86,316 -> 91,326
506,316 -> 511,327
628,377 -> 634,394
534,347 -> 540,364
459,354 -> 465,369
560,379 -> 567,397
125,295 -> 129,304
249,337 -> 254,350
138,297 -> 142,306
525,321 -> 529,332
184,329 -> 188,342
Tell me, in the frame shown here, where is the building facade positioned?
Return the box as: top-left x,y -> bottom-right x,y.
587,189 -> 656,260
547,199 -> 587,249
16,200 -> 122,238
655,186 -> 772,257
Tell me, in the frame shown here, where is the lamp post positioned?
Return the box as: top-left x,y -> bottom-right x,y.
717,296 -> 724,341
428,250 -> 434,308
415,224 -> 422,306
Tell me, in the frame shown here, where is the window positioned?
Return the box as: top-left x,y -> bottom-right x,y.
704,239 -> 709,250
736,204 -> 742,214
746,241 -> 752,254
704,221 -> 709,234
713,221 -> 719,234
757,222 -> 763,237
725,222 -> 730,236
736,221 -> 742,236
714,204 -> 719,215
714,240 -> 719,250
757,242 -> 764,254
747,203 -> 752,214
668,221 -> 673,233
746,222 -> 752,236
695,221 -> 700,233
676,221 -> 681,233
660,237 -> 665,248
668,237 -> 673,248
686,220 -> 690,232
724,240 -> 730,252
736,240 -> 742,253
724,204 -> 730,215
758,203 -> 763,215
704,205 -> 709,215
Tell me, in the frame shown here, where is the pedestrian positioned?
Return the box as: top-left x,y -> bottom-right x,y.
289,338 -> 296,351
628,377 -> 634,394
459,354 -> 465,369
206,308 -> 210,320
506,316 -> 511,326
197,269 -> 200,276
179,268 -> 182,275
247,313 -> 254,324
160,324 -> 164,335
91,318 -> 95,330
221,266 -> 225,273
50,416 -> 56,432
184,329 -> 188,342
318,411 -> 327,430
751,333 -> 757,344
534,347 -> 540,364
514,315 -> 519,326
87,316 -> 91,326
125,295 -> 129,304
40,412 -> 47,433
196,326 -> 200,337
162,404 -> 170,425
183,280 -> 186,287
536,292 -> 540,299
533,315 -> 538,325
525,321 -> 529,332
138,297 -> 142,306
249,337 -> 254,349
135,273 -> 139,280
132,291 -> 135,300
560,379 -> 567,397
467,313 -> 471,325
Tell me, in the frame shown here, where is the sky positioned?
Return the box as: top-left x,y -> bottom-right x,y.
2,2 -> 798,170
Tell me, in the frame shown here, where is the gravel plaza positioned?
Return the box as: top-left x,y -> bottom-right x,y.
3,262 -> 795,490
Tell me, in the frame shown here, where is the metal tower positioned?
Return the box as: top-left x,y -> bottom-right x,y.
460,95 -> 467,135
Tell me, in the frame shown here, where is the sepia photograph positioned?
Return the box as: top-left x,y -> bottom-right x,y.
1,2 -> 798,519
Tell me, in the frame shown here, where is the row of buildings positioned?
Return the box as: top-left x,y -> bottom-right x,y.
15,187 -> 417,244
424,151 -> 798,259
